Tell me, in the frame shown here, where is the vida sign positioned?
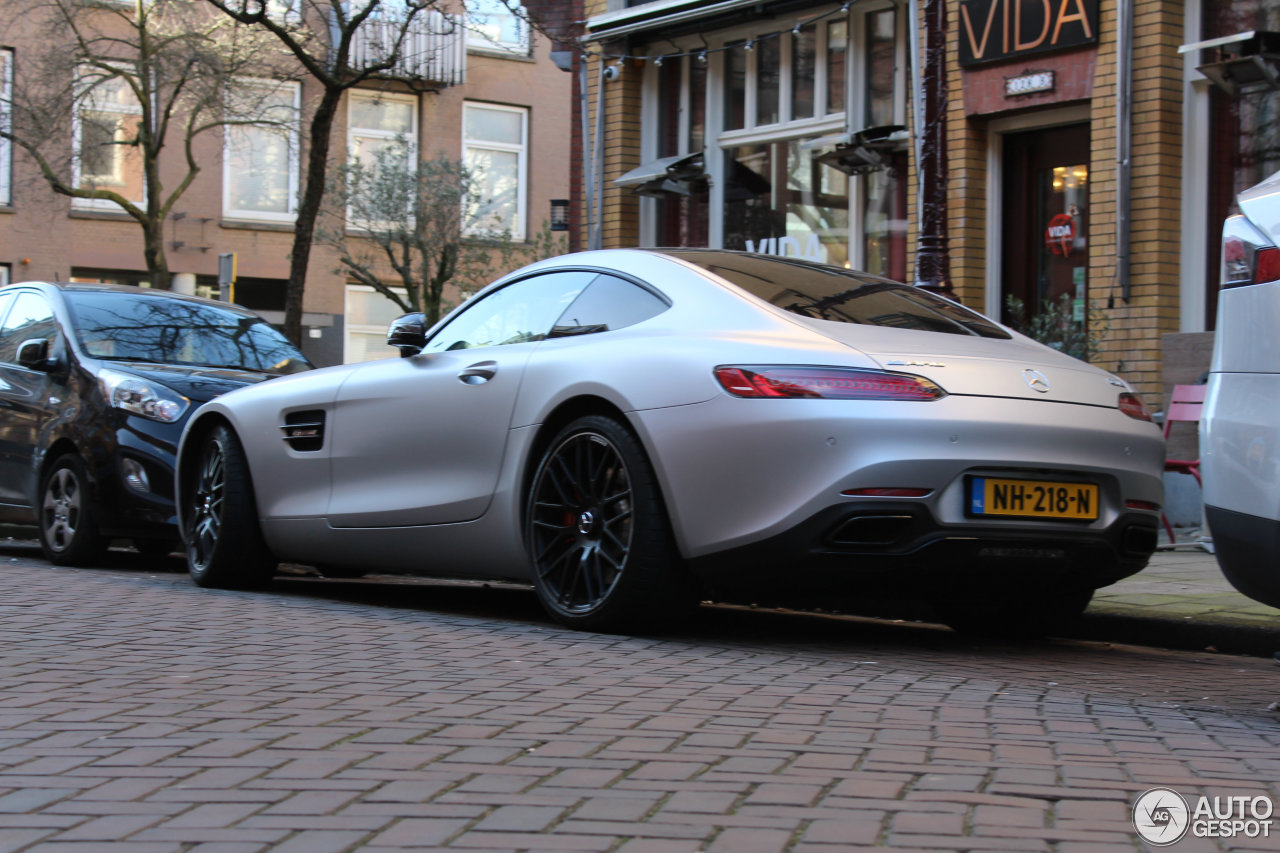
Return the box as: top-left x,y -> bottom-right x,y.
958,0 -> 1098,67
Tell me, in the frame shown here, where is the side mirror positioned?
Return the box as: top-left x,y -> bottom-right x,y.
386,312 -> 428,357
16,338 -> 52,371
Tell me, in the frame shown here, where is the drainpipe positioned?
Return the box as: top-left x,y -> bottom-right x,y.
914,0 -> 953,299
1116,0 -> 1133,304
581,53 -> 593,251
590,60 -> 615,250
907,0 -> 924,213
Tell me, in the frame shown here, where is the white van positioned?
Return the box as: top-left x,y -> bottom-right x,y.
1202,170 -> 1280,608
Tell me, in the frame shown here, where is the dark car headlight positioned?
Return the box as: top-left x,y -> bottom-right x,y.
98,367 -> 190,423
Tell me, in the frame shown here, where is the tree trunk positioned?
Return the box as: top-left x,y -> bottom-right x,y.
284,88 -> 343,346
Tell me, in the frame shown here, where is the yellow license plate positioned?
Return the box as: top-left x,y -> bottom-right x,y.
968,477 -> 1099,520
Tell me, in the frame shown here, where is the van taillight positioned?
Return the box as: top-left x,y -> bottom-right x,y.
1222,214 -> 1280,288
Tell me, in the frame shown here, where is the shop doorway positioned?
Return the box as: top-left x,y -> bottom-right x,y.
1000,123 -> 1091,354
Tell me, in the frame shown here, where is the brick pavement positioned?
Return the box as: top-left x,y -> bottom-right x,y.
0,551 -> 1278,851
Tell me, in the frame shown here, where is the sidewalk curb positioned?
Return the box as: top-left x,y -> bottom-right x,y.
1074,608 -> 1280,658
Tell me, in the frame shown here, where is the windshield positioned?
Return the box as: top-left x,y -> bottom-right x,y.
662,250 -> 1011,339
63,291 -> 312,374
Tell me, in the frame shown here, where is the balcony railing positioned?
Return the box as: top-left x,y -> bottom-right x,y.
346,8 -> 467,87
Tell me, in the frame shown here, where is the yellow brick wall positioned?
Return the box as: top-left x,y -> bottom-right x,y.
1087,0 -> 1185,399
934,0 -> 1184,399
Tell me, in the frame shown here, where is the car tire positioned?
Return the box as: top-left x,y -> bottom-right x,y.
38,454 -> 107,566
935,587 -> 1094,638
525,414 -> 692,632
183,424 -> 276,589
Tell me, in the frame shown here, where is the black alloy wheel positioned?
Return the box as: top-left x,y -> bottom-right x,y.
38,454 -> 106,566
526,414 -> 690,631
184,424 -> 275,589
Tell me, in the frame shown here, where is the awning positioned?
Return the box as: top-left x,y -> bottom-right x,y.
585,0 -> 763,42
1179,30 -> 1280,96
614,153 -> 705,197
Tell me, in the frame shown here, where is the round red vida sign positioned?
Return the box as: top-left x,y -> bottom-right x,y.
1045,213 -> 1075,257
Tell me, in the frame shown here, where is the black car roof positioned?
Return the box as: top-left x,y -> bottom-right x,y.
0,281 -> 261,316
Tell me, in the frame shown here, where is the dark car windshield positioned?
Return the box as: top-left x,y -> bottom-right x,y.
63,290 -> 312,374
661,250 -> 1010,339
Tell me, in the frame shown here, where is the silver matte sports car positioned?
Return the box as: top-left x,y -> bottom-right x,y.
176,249 -> 1165,634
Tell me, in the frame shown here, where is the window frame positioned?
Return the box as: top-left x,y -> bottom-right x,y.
343,283 -> 410,364
71,62 -> 147,212
0,51 -> 10,207
462,101 -> 529,242
345,89 -> 419,228
222,78 -> 301,224
465,0 -> 532,56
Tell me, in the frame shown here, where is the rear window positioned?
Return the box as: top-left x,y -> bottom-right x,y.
662,250 -> 1010,339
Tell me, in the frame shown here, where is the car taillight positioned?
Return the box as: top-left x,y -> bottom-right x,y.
1118,392 -> 1152,422
1222,214 -> 1280,288
714,366 -> 946,401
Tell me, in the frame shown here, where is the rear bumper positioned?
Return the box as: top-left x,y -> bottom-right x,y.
1205,504 -> 1280,608
687,501 -> 1158,606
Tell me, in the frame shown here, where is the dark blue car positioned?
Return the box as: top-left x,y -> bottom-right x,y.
0,282 -> 310,564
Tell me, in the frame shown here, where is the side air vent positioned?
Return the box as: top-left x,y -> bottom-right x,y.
281,410 -> 325,452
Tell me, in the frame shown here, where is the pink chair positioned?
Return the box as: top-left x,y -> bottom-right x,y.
1160,384 -> 1206,544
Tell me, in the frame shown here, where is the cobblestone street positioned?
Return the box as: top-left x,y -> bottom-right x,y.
0,550 -> 1277,852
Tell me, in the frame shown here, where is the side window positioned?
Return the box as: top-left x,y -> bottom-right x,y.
551,275 -> 669,337
424,272 -> 595,353
0,292 -> 57,365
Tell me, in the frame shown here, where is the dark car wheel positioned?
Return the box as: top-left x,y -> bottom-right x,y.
526,414 -> 691,631
183,424 -> 276,589
39,454 -> 107,566
934,587 -> 1094,638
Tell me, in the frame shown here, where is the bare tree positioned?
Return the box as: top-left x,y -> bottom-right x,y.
0,0 -> 279,289
321,143 -> 565,327
200,0 -> 466,345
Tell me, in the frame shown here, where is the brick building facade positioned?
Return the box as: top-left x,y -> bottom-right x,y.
0,1 -> 573,367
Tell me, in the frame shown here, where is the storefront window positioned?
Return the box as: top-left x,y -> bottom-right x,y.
723,139 -> 849,267
827,20 -> 848,116
864,152 -> 908,282
793,23 -> 817,121
688,57 -> 706,153
724,42 -> 747,131
756,37 -> 781,126
866,9 -> 896,127
1204,0 -> 1280,328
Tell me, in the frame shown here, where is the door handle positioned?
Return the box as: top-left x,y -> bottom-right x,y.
457,361 -> 498,385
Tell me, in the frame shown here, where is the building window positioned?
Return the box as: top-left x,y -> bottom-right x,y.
0,51 -> 10,206
722,139 -> 850,268
73,65 -> 146,211
463,102 -> 528,240
347,90 -> 417,225
223,79 -> 300,222
466,0 -> 530,55
638,5 -> 905,277
720,23 -> 847,133
345,285 -> 408,363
